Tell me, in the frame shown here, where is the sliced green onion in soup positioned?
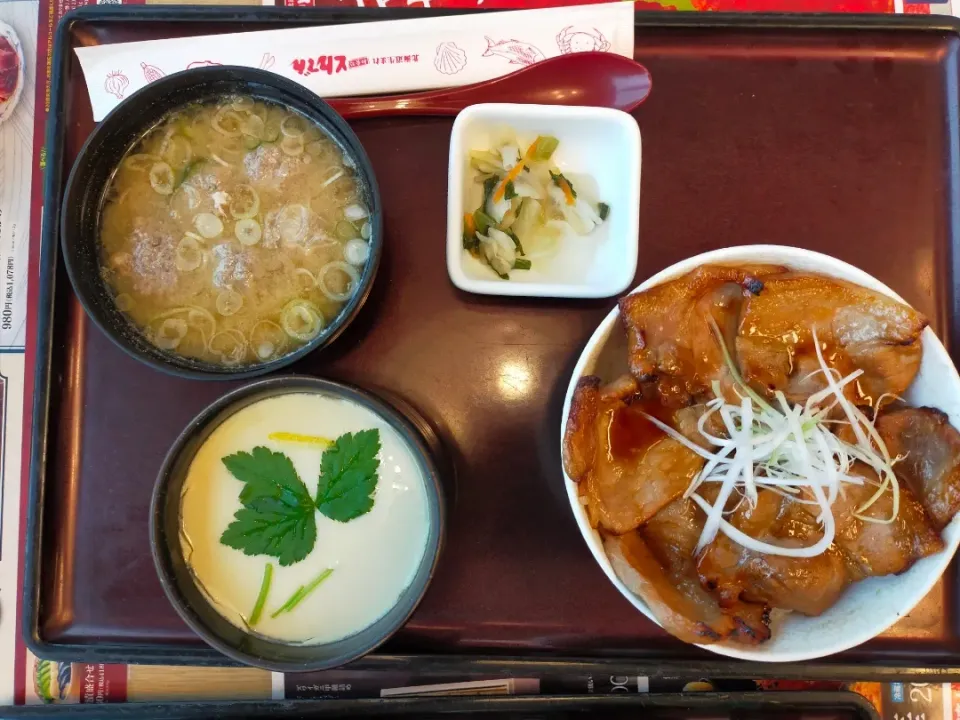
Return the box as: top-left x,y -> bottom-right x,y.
186,307 -> 217,338
360,222 -> 371,240
229,185 -> 260,220
208,329 -> 247,365
280,299 -> 324,342
149,162 -> 175,195
231,96 -> 254,111
320,167 -> 345,188
317,261 -> 360,303
344,204 -> 368,221
151,306 -> 217,344
294,268 -> 318,291
161,135 -> 192,167
243,115 -> 265,139
235,218 -> 262,246
306,141 -> 325,157
280,114 -> 306,138
176,325 -> 210,356
176,236 -> 204,271
221,136 -> 247,160
194,213 -> 224,239
154,317 -> 188,350
335,220 -> 358,241
251,320 -> 287,361
263,118 -> 281,143
212,107 -> 244,137
281,135 -> 304,157
343,238 -> 370,266
124,153 -> 159,172
216,289 -> 243,317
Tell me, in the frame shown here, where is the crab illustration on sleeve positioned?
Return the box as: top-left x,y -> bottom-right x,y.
556,26 -> 611,54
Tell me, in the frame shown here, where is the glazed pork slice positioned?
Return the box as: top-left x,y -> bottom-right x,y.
562,376 -> 703,534
736,273 -> 927,405
618,264 -> 787,408
874,406 -> 960,530
642,496 -> 770,644
696,490 -> 851,616
606,524 -> 770,645
562,377 -> 602,483
829,464 -> 943,579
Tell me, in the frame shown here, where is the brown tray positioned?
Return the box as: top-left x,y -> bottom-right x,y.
0,692 -> 883,719
25,6 -> 960,677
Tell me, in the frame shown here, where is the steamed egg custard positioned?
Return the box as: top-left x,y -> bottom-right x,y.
179,392 -> 430,644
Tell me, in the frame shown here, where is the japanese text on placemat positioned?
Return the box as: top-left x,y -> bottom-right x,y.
291,54 -> 420,76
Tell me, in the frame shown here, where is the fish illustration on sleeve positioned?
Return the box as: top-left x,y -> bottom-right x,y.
481,36 -> 546,67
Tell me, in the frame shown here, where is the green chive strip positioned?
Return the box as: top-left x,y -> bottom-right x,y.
249,563 -> 273,627
270,568 -> 334,619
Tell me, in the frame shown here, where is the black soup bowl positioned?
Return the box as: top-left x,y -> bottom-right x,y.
61,66 -> 382,380
151,375 -> 446,671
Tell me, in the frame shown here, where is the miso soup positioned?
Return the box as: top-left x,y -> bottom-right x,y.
99,96 -> 372,366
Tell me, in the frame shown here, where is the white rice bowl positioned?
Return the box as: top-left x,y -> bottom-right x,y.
560,245 -> 960,662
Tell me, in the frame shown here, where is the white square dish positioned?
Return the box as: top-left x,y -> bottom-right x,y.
446,103 -> 641,298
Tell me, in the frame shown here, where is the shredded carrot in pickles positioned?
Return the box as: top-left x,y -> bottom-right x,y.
463,212 -> 477,237
492,136 -> 561,203
557,176 -> 576,206
493,156 -> 529,203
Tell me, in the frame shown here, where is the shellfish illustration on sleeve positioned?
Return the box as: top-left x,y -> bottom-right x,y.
481,36 -> 545,67
104,70 -> 129,100
434,41 -> 467,75
556,26 -> 611,54
141,62 -> 165,83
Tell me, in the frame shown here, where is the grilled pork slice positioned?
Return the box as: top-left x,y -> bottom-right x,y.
874,406 -> 960,530
562,376 -> 703,534
736,273 -> 926,405
606,528 -> 770,646
829,464 -> 943,579
696,490 -> 850,617
618,264 -> 787,408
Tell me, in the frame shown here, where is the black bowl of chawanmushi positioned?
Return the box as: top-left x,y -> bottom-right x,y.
61,66 -> 382,379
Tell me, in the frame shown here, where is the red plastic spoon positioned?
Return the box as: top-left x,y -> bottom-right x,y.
327,52 -> 652,119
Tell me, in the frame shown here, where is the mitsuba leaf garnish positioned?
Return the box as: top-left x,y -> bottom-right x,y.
316,429 -> 382,522
220,447 -> 317,566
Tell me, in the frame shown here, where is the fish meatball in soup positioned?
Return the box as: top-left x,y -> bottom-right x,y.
98,96 -> 373,366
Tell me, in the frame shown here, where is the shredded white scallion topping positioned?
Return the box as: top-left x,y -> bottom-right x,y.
641,325 -> 902,558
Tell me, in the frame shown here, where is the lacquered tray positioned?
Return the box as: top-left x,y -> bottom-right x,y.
25,6 -> 960,678
0,692 -> 882,719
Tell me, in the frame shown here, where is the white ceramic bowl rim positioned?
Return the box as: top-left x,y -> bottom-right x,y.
560,244 -> 960,662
